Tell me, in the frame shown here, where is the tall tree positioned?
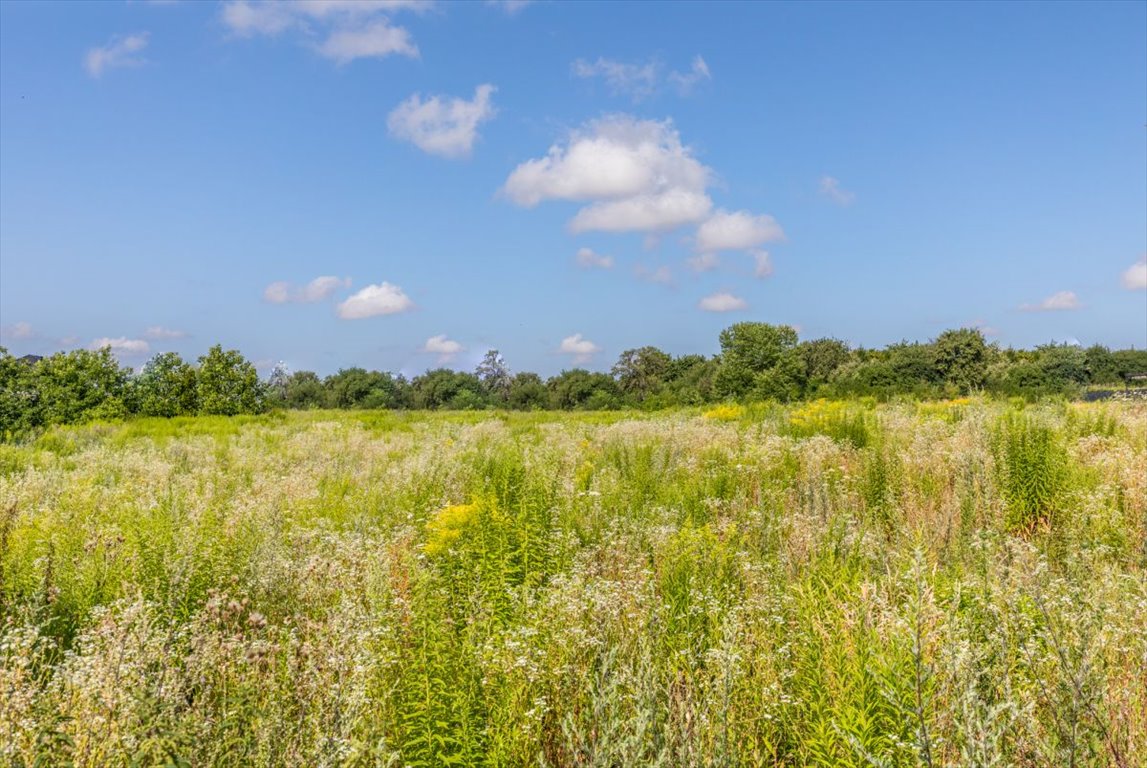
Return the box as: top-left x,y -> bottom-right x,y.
799,338 -> 851,387
714,322 -> 800,398
933,328 -> 988,393
284,371 -> 326,409
412,369 -> 485,410
266,362 -> 290,405
36,347 -> 129,424
507,372 -> 548,410
612,346 -> 671,402
0,347 -> 42,434
136,352 -> 198,417
197,345 -> 264,416
547,369 -> 619,410
476,349 -> 512,404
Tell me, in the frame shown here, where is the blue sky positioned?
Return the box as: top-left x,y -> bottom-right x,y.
1,0 -> 1144,376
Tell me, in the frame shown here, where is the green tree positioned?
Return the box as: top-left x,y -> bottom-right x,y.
831,354 -> 898,397
412,369 -> 485,410
663,354 -> 718,405
325,368 -> 403,409
714,322 -> 800,398
1112,348 -> 1147,380
886,342 -> 939,390
1083,345 -> 1120,385
1036,343 -> 1088,390
0,347 -> 42,434
136,352 -> 198,417
752,347 -> 806,402
35,347 -> 129,424
798,338 -> 851,389
612,346 -> 672,403
507,372 -> 548,410
284,371 -> 327,409
547,369 -> 619,410
933,328 -> 988,393
266,362 -> 290,406
197,345 -> 264,415
476,349 -> 512,405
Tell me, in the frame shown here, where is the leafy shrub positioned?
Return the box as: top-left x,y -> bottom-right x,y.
992,412 -> 1067,533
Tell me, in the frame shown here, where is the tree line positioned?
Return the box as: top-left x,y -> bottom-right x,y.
2,324 -> 1145,436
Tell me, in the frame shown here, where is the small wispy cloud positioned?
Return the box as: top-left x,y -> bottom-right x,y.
970,319 -> 1000,337
698,292 -> 747,312
388,84 -> 496,159
559,333 -> 600,363
220,1 -> 423,64
686,252 -> 720,273
143,326 -> 187,340
572,54 -> 711,101
819,175 -> 855,206
90,337 -> 150,355
85,32 -> 149,78
336,281 -> 414,319
317,20 -> 419,64
264,276 -> 351,304
635,264 -> 673,285
0,321 -> 36,341
486,0 -> 533,14
1020,290 -> 1081,312
667,55 -> 711,95
575,247 -> 614,269
751,250 -> 773,279
572,57 -> 660,101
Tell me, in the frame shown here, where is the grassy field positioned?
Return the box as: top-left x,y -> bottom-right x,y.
0,400 -> 1144,767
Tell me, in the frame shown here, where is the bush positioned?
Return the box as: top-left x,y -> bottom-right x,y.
992,412 -> 1066,534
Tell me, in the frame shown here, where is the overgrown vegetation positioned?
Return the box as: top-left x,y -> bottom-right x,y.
0,401 -> 1144,766
4,326 -> 1147,439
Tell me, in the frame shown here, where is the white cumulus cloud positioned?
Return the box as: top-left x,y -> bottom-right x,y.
85,32 -> 149,78
698,292 -> 747,313
90,337 -> 150,355
336,282 -> 414,319
503,116 -> 713,234
388,84 -> 496,159
695,209 -> 784,253
819,175 -> 855,206
221,1 -> 422,63
264,276 -> 351,304
575,247 -> 614,269
1122,257 -> 1147,290
423,334 -> 464,362
571,189 -> 712,234
1020,290 -> 1081,312
143,326 -> 187,340
559,333 -> 601,363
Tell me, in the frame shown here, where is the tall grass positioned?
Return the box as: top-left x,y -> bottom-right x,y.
0,401 -> 1144,766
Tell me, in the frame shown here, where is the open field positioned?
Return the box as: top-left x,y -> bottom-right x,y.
1,400 -> 1145,767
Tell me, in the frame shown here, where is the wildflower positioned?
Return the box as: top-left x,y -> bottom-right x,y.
424,502 -> 480,555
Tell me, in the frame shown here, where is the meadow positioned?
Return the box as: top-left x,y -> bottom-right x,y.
0,399 -> 1144,767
